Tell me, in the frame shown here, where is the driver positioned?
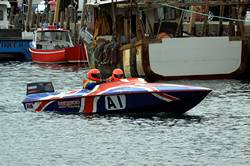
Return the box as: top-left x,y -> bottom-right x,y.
82,69 -> 102,90
106,68 -> 124,82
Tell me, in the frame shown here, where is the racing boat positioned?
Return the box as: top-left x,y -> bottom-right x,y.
22,78 -> 211,114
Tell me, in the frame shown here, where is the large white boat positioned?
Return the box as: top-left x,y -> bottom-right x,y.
81,0 -> 250,81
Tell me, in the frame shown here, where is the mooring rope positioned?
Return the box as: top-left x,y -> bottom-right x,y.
148,3 -> 250,23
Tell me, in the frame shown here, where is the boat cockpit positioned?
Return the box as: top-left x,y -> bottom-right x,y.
35,30 -> 74,50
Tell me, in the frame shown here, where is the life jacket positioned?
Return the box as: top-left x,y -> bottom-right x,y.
82,79 -> 98,90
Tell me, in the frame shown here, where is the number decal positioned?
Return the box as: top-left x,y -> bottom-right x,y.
105,95 -> 126,110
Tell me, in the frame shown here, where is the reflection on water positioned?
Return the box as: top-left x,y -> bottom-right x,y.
0,62 -> 249,165
81,112 -> 203,122
32,63 -> 88,72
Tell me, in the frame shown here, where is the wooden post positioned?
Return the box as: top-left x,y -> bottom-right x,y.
111,0 -> 117,41
13,14 -> 18,29
145,11 -> 154,38
124,7 -> 131,43
176,10 -> 184,37
21,14 -> 25,30
202,1 -> 209,36
136,14 -> 144,40
70,3 -> 78,44
36,13 -> 41,28
188,6 -> 196,35
128,0 -> 133,41
41,13 -> 46,24
228,4 -> 234,37
60,11 -> 65,28
49,12 -> 54,25
65,8 -> 70,30
80,0 -> 88,28
124,17 -> 129,41
25,0 -> 33,31
45,12 -> 49,24
53,0 -> 61,24
238,0 -> 245,38
9,6 -> 14,25
31,12 -> 36,30
232,6 -> 237,36
218,3 -> 225,36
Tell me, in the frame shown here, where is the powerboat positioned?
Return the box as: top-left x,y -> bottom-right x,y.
22,78 -> 211,114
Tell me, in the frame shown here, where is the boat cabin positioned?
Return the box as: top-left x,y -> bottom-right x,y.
33,27 -> 74,50
85,0 -> 139,45
0,0 -> 10,29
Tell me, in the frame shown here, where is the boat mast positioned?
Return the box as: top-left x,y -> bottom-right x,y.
111,0 -> 117,42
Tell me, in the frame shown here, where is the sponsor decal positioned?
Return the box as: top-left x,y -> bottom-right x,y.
58,100 -> 80,108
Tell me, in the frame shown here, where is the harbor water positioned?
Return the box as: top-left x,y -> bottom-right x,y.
0,62 -> 249,165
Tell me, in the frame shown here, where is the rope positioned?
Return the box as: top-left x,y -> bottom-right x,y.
94,42 -> 112,65
151,3 -> 250,23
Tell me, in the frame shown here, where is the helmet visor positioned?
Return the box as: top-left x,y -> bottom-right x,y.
114,74 -> 124,79
91,73 -> 101,79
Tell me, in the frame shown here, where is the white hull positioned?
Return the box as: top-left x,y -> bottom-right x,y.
149,37 -> 242,77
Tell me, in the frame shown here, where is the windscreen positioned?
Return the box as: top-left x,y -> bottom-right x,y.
27,82 -> 54,95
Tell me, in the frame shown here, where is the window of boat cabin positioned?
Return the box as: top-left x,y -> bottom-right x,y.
153,7 -> 177,37
92,5 -> 139,44
93,7 -> 112,37
37,31 -> 71,43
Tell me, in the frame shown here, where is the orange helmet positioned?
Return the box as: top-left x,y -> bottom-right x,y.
112,68 -> 124,81
87,69 -> 101,82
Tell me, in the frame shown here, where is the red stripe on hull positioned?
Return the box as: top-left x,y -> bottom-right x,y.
84,97 -> 94,113
35,101 -> 50,112
31,48 -> 66,63
30,45 -> 88,63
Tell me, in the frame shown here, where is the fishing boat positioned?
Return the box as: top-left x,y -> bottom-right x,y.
29,25 -> 88,64
22,78 -> 211,114
80,0 -> 250,81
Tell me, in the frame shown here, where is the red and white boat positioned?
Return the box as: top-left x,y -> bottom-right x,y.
29,25 -> 88,64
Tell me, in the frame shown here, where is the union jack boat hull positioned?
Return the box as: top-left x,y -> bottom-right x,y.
22,78 -> 211,114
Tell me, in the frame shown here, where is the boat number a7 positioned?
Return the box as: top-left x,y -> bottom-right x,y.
105,95 -> 126,110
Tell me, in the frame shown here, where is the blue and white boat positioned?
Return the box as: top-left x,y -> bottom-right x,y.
22,78 -> 211,114
0,0 -> 32,61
